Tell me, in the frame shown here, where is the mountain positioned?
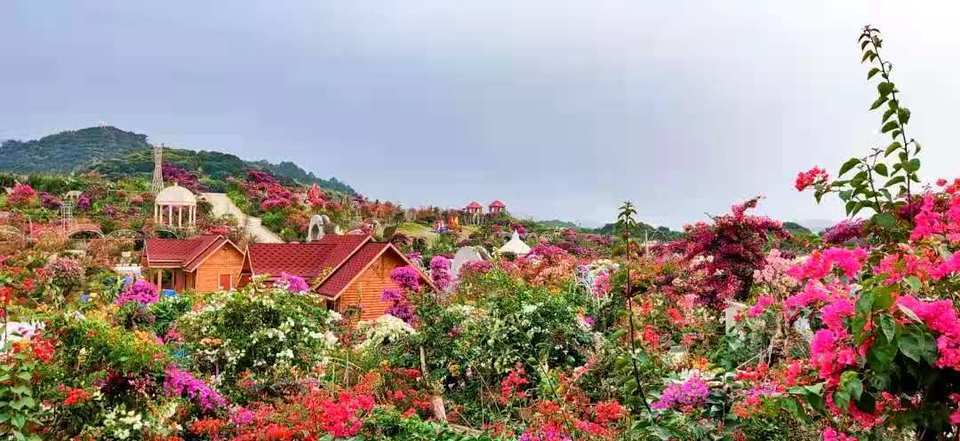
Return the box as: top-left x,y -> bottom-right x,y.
593,222 -> 684,241
0,126 -> 355,194
0,126 -> 150,173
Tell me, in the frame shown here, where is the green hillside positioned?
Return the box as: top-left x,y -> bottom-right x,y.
0,126 -> 356,194
0,126 -> 150,173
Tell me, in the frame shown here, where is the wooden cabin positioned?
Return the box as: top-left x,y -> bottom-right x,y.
240,234 -> 432,320
142,235 -> 244,292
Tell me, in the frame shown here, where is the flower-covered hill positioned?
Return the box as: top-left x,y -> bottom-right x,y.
4,26 -> 960,441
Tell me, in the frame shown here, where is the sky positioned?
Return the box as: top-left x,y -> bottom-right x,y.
2,1 -> 959,229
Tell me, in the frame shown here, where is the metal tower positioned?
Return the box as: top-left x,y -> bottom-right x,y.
151,143 -> 164,194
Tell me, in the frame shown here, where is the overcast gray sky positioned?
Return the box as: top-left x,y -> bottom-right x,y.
2,1 -> 959,228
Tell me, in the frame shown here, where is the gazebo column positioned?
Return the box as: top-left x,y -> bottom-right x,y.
167,205 -> 173,227
178,206 -> 183,228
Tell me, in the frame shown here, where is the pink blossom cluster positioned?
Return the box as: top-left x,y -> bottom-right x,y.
664,197 -> 787,307
390,266 -> 421,292
746,295 -> 775,318
897,295 -> 960,370
162,164 -> 203,192
429,255 -> 453,292
7,183 -> 37,207
795,166 -> 829,191
787,247 -> 868,281
822,219 -> 866,245
164,365 -> 228,411
822,427 -> 858,441
278,272 -> 309,293
317,391 -> 375,438
39,192 -> 62,210
382,288 -> 415,324
114,279 -> 160,306
910,192 -> 960,242
460,260 -> 493,277
591,271 -> 611,298
651,375 -> 711,410
752,249 -> 800,294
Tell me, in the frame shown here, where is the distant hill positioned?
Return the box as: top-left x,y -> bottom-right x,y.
536,219 -> 586,230
783,221 -> 814,236
0,126 -> 150,173
593,222 -> 684,241
0,126 -> 355,194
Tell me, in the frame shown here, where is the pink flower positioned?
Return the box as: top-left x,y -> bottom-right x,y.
747,295 -> 775,318
822,427 -> 858,441
390,266 -> 421,292
651,375 -> 711,410
910,193 -> 944,241
795,166 -> 829,191
787,247 -> 868,281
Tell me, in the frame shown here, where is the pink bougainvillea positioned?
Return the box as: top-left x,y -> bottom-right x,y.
795,166 -> 829,192
7,183 -> 37,207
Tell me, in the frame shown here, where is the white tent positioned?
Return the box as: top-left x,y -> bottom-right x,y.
498,230 -> 531,256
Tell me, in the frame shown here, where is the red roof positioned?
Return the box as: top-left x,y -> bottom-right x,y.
244,234 -> 433,300
315,242 -> 389,297
466,201 -> 482,209
144,235 -> 239,271
245,234 -> 370,281
489,200 -> 506,208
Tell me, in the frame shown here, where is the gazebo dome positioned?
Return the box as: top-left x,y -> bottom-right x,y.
156,184 -> 196,205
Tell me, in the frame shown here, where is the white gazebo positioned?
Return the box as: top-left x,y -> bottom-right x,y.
154,183 -> 197,229
498,230 -> 531,256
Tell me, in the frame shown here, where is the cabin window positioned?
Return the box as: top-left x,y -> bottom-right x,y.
218,274 -> 232,290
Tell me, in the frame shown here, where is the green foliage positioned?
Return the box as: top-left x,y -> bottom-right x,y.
0,345 -> 45,441
363,409 -> 506,440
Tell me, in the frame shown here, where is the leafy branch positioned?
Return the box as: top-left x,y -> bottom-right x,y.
821,26 -> 922,220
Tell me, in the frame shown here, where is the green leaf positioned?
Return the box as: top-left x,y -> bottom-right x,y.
905,158 -> 921,173
885,141 -> 902,156
878,314 -> 897,342
877,81 -> 895,97
840,371 -> 864,401
862,50 -> 875,63
882,107 -> 897,123
873,163 -> 888,176
898,329 -> 938,364
873,285 -> 896,310
867,67 -> 881,79
869,96 -> 889,110
881,121 -> 899,133
838,158 -> 861,177
904,276 -> 921,292
869,334 -> 898,369
884,176 -> 905,188
872,212 -> 896,227
898,107 -> 911,125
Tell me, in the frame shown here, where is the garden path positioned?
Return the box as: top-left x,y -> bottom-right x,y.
201,192 -> 283,243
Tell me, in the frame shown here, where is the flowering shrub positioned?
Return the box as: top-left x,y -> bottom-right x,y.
430,255 -> 454,293
175,285 -> 338,398
661,197 -> 788,307
7,183 -> 37,207
114,279 -> 159,306
164,365 -> 227,412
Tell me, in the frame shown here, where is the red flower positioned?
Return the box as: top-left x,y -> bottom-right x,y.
794,166 -> 829,191
61,386 -> 92,406
31,336 -> 55,363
